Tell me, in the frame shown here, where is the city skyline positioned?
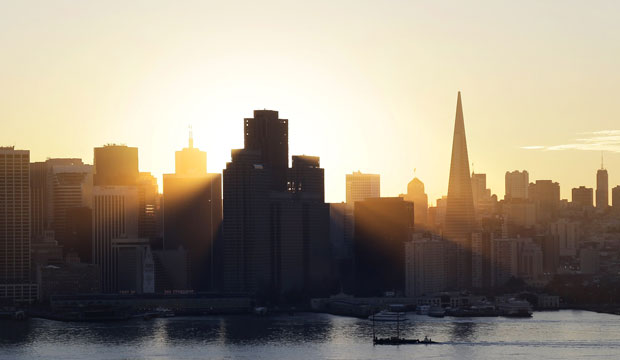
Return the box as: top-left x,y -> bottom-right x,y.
3,1 -> 620,204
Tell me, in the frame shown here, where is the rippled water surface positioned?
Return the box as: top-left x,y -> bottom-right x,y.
1,310 -> 619,359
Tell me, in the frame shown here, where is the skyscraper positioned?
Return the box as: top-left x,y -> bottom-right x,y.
572,186 -> 593,208
92,186 -> 140,292
596,161 -> 608,209
354,197 -> 413,296
612,185 -> 620,209
244,110 -> 289,191
163,134 -> 222,291
222,111 -> 331,299
401,176 -> 428,229
444,92 -> 476,290
505,170 -> 529,200
93,145 -> 139,186
345,171 -> 380,204
0,147 -> 37,303
529,180 -> 560,223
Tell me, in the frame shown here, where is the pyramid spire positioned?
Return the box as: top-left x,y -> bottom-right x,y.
444,91 -> 476,290
189,125 -> 194,148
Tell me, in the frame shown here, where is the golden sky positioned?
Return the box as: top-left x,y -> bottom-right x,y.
2,1 -> 620,203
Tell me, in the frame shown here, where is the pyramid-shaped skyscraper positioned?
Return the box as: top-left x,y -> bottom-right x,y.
444,91 -> 476,289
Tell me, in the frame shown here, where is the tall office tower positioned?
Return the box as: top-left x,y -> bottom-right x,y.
345,171 -> 380,204
405,234 -> 447,297
353,197 -> 413,296
0,147 -> 37,303
444,92 -> 476,290
92,186 -> 139,292
29,159 -> 92,245
329,202 -> 355,293
137,172 -> 160,241
572,186 -> 593,208
244,110 -> 289,191
223,111 -> 330,299
222,149 -> 271,294
401,176 -> 428,229
505,170 -> 529,200
529,180 -> 560,223
613,186 -> 620,209
163,135 -> 222,291
93,144 -> 139,186
471,172 -> 487,204
596,162 -> 608,209
288,155 -> 325,202
30,162 -> 47,241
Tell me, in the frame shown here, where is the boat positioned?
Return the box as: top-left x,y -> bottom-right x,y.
368,310 -> 408,322
374,336 -> 439,345
428,306 -> 445,318
498,299 -> 533,318
416,305 -> 430,315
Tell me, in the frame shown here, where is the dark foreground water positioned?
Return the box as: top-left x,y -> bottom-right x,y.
1,310 -> 619,359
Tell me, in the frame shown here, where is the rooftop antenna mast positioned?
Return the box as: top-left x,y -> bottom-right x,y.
601,151 -> 604,170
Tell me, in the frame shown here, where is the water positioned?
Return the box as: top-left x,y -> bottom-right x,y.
1,310 -> 619,359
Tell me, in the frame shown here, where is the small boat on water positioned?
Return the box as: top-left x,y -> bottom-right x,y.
368,310 -> 407,322
498,299 -> 533,318
374,336 -> 439,346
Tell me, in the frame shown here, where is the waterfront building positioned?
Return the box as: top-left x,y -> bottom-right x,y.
37,263 -> 101,302
580,248 -> 600,274
112,237 -> 154,294
346,171 -> 380,204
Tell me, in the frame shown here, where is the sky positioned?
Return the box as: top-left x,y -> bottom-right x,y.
2,0 -> 620,204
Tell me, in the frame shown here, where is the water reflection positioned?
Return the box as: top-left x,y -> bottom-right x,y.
449,321 -> 478,342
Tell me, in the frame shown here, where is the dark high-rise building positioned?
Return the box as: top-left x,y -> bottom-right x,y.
288,155 -> 324,202
65,206 -> 93,263
353,197 -> 413,296
223,111 -> 330,300
163,135 -> 221,291
529,180 -> 560,223
572,186 -> 593,208
596,162 -> 608,209
244,110 -> 289,191
612,185 -> 620,209
222,149 -> 271,294
138,172 -> 160,241
29,159 -> 92,248
93,145 -> 139,186
0,147 -> 37,303
444,92 -> 476,290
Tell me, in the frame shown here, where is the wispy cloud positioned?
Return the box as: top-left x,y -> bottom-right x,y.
521,130 -> 620,152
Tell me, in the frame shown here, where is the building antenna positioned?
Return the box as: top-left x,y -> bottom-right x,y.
601,151 -> 604,170
189,124 -> 194,148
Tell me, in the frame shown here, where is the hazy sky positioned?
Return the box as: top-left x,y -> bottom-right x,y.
2,0 -> 620,203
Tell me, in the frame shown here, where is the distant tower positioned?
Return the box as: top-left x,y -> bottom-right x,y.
505,170 -> 529,200
444,92 -> 476,290
345,171 -> 380,204
402,176 -> 428,228
596,154 -> 608,209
